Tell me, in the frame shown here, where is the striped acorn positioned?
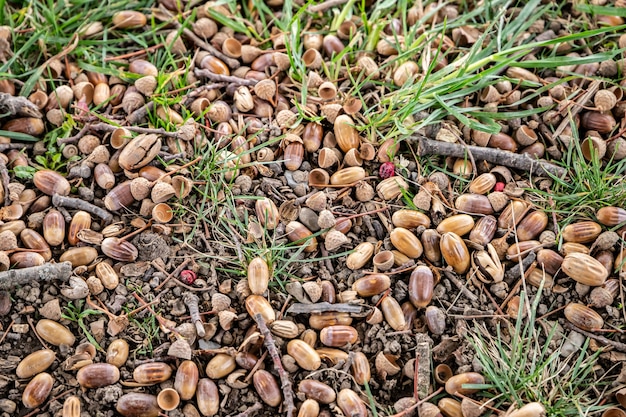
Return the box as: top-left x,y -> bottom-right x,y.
440,232 -> 470,274
564,303 -> 603,331
392,209 -> 431,228
334,115 -> 360,152
562,253 -> 608,286
562,221 -> 602,244
437,214 -> 475,236
515,210 -> 548,241
248,256 -> 270,295
390,227 -> 423,259
409,265 -> 434,308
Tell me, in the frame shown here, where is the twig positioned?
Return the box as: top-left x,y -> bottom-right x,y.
553,80 -> 601,139
89,122 -> 180,138
194,68 -> 258,86
0,143 -> 34,151
443,270 -> 479,302
52,194 -> 112,223
0,157 -> 10,207
387,387 -> 445,417
504,252 -> 536,281
26,315 -> 49,349
0,92 -> 42,118
126,101 -> 155,125
153,258 -> 191,291
56,124 -> 89,145
308,0 -> 349,13
0,261 -> 73,290
286,302 -> 363,315
183,292 -> 206,337
0,318 -> 14,345
254,313 -> 295,417
564,323 -> 626,352
414,136 -> 567,178
231,402 -> 263,417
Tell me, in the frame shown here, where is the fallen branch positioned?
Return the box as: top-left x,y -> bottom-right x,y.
52,194 -> 113,223
255,313 -> 295,417
286,302 -> 363,315
414,136 -> 567,178
194,69 -> 258,86
0,92 -> 42,118
0,262 -> 73,290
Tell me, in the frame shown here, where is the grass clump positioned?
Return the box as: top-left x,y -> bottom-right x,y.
468,287 -> 613,416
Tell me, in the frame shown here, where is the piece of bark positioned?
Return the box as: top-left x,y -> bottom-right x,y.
414,136 -> 567,178
0,93 -> 42,118
286,302 -> 363,315
0,262 -> 73,290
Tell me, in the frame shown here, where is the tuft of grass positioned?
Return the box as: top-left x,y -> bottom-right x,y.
61,299 -> 104,351
528,127 -> 626,236
468,287 -> 613,416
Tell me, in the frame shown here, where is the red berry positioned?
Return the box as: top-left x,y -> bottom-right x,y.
180,270 -> 197,285
379,162 -> 395,179
494,182 -> 505,192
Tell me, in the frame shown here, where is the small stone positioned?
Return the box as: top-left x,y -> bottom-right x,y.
12,323 -> 29,334
0,399 -> 16,414
39,299 -> 62,321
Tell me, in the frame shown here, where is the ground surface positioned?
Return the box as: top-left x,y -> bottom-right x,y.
1,1 -> 626,417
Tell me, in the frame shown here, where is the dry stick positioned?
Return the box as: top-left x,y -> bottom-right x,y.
194,68 -> 258,86
183,292 -> 206,337
564,323 -> 626,352
0,261 -> 73,290
443,270 -> 479,302
0,318 -> 14,345
286,302 -> 363,314
175,24 -> 240,69
153,258 -> 191,291
26,315 -> 49,349
0,92 -> 42,118
552,80 -> 601,139
57,124 -> 89,145
414,136 -> 567,178
255,313 -> 296,417
0,143 -> 34,151
308,0 -> 350,13
126,101 -> 155,126
231,402 -> 263,417
52,194 -> 113,223
89,122 -> 180,138
388,387 -> 445,417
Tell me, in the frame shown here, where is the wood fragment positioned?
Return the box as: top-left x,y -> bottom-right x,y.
565,323 -> 626,353
0,92 -> 42,118
308,0 -> 350,13
255,313 -> 296,417
414,136 -> 567,178
231,402 -> 263,417
183,292 -> 206,337
194,68 -> 258,86
443,270 -> 479,302
286,302 -> 363,315
414,334 -> 433,400
0,261 -> 73,290
126,101 -> 155,125
504,252 -> 536,281
52,194 -> 113,223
